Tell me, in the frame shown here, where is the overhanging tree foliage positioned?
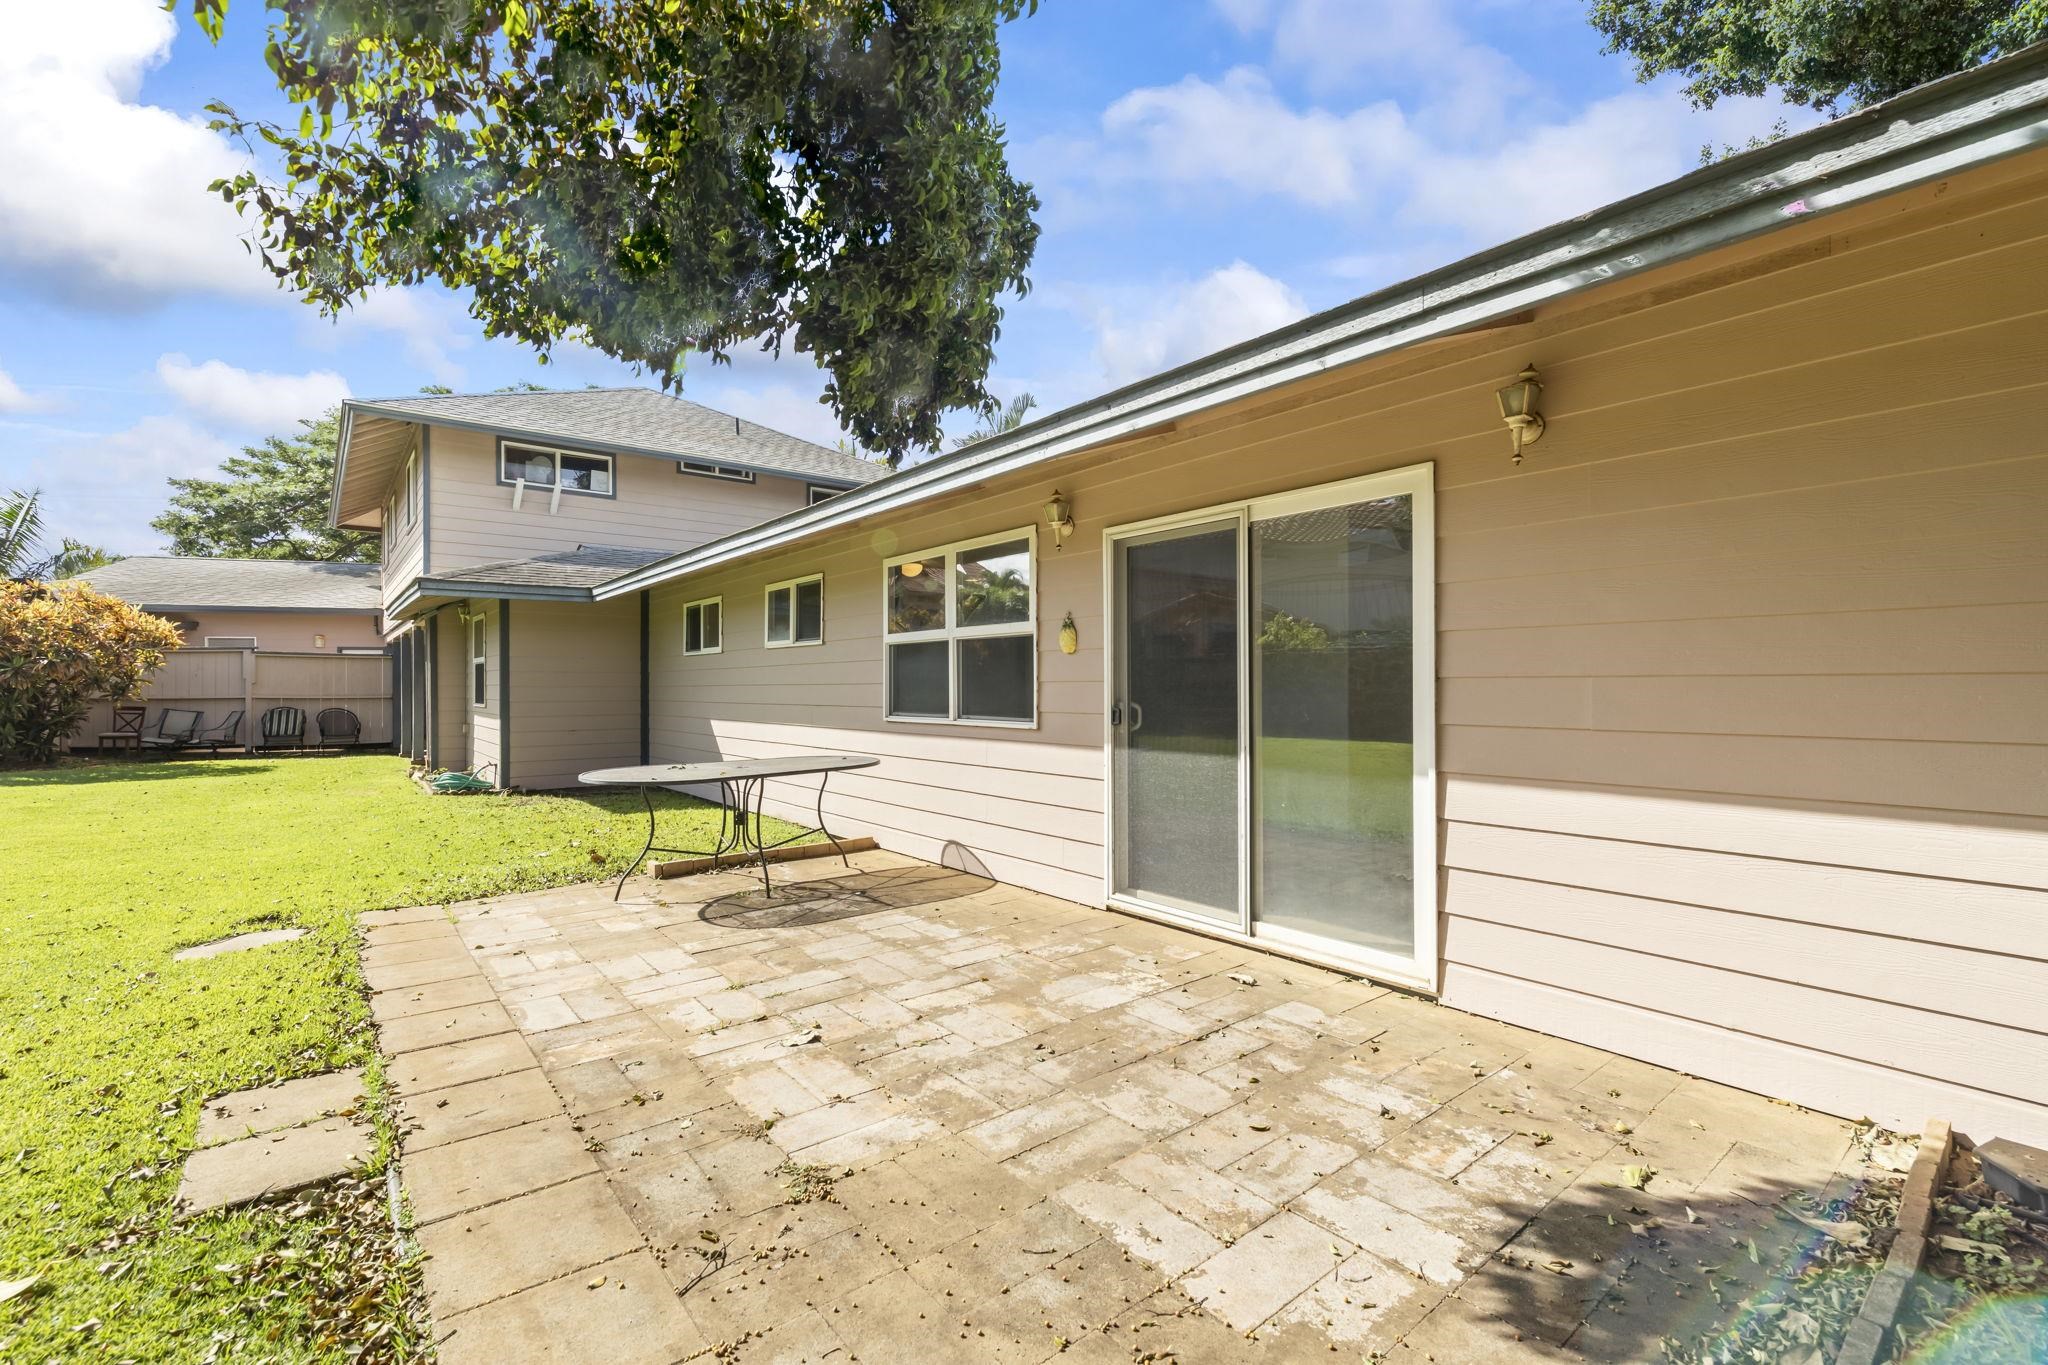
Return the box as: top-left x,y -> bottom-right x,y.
194,0 -> 1043,464
1590,0 -> 2048,113
152,410 -> 379,563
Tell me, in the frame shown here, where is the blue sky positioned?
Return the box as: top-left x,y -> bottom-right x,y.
0,0 -> 1812,553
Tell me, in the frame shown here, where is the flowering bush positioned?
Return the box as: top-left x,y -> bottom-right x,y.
0,580 -> 182,764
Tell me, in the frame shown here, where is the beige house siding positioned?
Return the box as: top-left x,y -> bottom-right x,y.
506,597 -> 643,789
469,601 -> 504,781
380,433 -> 426,616
160,609 -> 384,651
430,610 -> 471,771
425,424 -> 818,571
645,159 -> 2048,1145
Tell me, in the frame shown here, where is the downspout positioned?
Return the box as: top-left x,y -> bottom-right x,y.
639,591 -> 651,765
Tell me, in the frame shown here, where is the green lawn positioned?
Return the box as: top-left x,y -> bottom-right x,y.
0,754 -> 794,1361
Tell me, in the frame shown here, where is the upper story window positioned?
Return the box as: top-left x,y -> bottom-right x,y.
764,574 -> 824,648
499,441 -> 614,496
680,460 -> 755,483
683,596 -> 722,655
402,447 -> 420,527
884,529 -> 1036,726
806,484 -> 840,506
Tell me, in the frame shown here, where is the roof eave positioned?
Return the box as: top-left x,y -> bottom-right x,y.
339,401 -> 875,488
594,49 -> 2048,601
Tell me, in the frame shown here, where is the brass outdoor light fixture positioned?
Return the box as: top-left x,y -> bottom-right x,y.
1496,364 -> 1545,465
1044,489 -> 1075,549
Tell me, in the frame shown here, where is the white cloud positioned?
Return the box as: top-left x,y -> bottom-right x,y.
0,366 -> 55,414
304,287 -> 477,388
156,355 -> 351,432
1100,68 -> 1413,209
1094,261 -> 1307,385
7,415 -> 239,554
0,0 -> 270,303
1402,88 -> 1803,240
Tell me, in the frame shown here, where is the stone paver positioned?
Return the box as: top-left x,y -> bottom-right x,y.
172,927 -> 306,961
370,850 -> 1866,1361
176,1115 -> 374,1214
195,1067 -> 363,1146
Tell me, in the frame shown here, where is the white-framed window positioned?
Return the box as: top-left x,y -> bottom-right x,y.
403,446 -> 420,527
683,596 -> 722,655
204,636 -> 259,649
680,460 -> 755,483
806,484 -> 840,506
764,574 -> 824,648
499,441 -> 615,496
470,615 -> 488,708
883,528 -> 1036,726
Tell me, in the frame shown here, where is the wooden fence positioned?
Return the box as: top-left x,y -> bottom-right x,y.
70,648 -> 394,750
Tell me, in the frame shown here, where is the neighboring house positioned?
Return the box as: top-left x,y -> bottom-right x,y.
72,556 -> 384,650
341,53 -> 2048,1148
67,558 -> 391,748
330,387 -> 884,786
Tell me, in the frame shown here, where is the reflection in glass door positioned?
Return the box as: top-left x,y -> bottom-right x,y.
1105,465 -> 1435,988
1252,493 -> 1418,962
1109,518 -> 1245,927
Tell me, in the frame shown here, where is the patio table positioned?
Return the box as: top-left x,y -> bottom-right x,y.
579,755 -> 878,899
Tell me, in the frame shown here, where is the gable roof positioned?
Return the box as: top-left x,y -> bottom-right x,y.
334,387 -> 882,525
589,43 -> 2048,601
74,557 -> 382,613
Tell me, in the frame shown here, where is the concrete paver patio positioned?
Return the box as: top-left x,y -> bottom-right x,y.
363,853 -> 1867,1363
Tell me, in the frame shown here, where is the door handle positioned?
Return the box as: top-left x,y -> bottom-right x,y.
1109,702 -> 1123,728
1127,701 -> 1144,733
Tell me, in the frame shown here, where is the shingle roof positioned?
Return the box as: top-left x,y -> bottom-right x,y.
425,545 -> 670,591
348,387 -> 884,485
74,558 -> 382,612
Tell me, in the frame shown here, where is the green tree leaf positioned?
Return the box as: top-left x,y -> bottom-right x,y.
150,409 -> 379,563
190,0 -> 1043,466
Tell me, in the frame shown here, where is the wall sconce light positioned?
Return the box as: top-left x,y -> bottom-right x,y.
314,633 -> 326,649
1496,364 -> 1545,465
1044,489 -> 1075,549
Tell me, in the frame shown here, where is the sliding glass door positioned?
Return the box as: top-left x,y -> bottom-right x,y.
1109,516 -> 1247,929
1106,466 -> 1435,987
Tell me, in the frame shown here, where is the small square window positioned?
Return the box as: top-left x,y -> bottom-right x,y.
765,575 -> 823,647
888,640 -> 949,718
683,597 -> 722,655
807,484 -> 840,505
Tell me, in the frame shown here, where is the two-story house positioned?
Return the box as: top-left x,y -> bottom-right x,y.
330,387 -> 882,787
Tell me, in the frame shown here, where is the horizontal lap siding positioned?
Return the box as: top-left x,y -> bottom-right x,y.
642,164 -> 2048,1143
432,611 -> 469,772
427,427 -> 813,569
508,598 -> 642,789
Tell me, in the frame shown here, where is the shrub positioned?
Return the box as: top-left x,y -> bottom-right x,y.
0,580 -> 182,764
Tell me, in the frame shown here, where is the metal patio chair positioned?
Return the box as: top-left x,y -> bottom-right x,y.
257,706 -> 307,750
315,708 -> 362,749
138,708 -> 204,753
188,709 -> 245,754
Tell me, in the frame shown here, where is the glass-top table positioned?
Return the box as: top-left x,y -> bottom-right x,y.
579,755 -> 879,898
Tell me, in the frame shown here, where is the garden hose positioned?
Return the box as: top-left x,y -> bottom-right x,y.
429,763 -> 497,794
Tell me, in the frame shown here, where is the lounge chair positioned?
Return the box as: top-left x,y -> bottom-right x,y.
139,708 -> 203,752
257,706 -> 307,750
188,709 -> 245,753
315,708 -> 362,748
